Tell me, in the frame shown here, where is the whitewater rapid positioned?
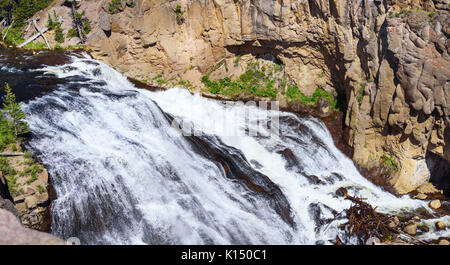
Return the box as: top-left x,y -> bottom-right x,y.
17,53 -> 448,244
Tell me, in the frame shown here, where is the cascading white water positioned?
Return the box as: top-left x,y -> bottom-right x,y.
21,53 -> 449,244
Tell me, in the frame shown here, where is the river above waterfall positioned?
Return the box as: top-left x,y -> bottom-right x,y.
0,50 -> 448,244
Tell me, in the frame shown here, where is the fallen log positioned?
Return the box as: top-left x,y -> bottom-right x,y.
18,26 -> 49,48
32,19 -> 50,49
24,20 -> 31,33
0,152 -> 24,157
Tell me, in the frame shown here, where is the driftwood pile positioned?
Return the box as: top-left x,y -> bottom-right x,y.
339,193 -> 395,244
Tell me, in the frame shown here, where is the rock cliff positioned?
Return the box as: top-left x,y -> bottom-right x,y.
0,208 -> 64,245
32,0 -> 449,194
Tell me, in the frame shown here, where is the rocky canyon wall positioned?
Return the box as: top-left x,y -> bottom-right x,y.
33,0 -> 450,194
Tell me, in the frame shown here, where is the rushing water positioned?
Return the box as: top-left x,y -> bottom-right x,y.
1,50 -> 449,244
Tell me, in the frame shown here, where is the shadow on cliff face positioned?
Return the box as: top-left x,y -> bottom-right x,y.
426,150 -> 450,197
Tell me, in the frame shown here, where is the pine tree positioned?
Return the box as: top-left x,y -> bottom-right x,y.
2,83 -> 29,138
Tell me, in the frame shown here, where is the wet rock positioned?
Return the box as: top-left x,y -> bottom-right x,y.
315,240 -> 325,245
304,174 -> 326,185
335,187 -> 348,197
417,225 -> 429,233
435,221 -> 446,230
429,200 -> 441,209
411,216 -> 421,223
438,239 -> 450,245
277,148 -> 298,169
404,223 -> 417,235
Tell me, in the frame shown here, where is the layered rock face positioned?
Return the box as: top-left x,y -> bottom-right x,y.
36,0 -> 449,194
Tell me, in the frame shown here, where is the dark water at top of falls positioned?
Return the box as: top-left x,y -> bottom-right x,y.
0,49 -> 447,244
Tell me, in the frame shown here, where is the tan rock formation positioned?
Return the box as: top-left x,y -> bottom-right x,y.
32,0 -> 450,194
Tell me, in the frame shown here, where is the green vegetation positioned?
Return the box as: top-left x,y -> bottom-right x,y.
0,83 -> 45,195
0,156 -> 18,194
0,83 -> 30,151
233,55 -> 242,66
286,85 -> 339,111
46,10 -> 60,30
82,16 -> 91,34
389,8 -> 436,23
201,60 -> 342,111
177,78 -> 193,89
22,41 -> 46,49
2,83 -> 29,138
379,154 -> 399,172
1,26 -> 24,45
108,0 -> 122,14
153,74 -> 168,86
53,44 -> 63,50
0,0 -> 54,28
357,82 -> 366,106
174,5 -> 185,25
201,66 -> 278,98
47,11 -> 65,43
37,184 -> 45,193
0,109 -> 15,151
54,27 -> 64,43
67,11 -> 91,39
66,27 -> 78,38
0,0 -> 54,46
392,9 -> 412,19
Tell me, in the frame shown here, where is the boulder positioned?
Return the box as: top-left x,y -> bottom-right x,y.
429,200 -> 441,210
438,239 -> 450,245
404,223 -> 417,235
417,225 -> 429,232
435,221 -> 446,230
411,216 -> 421,222
98,11 -> 111,32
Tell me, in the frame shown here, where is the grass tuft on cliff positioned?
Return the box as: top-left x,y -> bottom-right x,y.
108,0 -> 122,14
379,154 -> 399,173
286,85 -> 339,111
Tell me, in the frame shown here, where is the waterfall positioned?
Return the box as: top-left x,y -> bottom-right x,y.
4,52 -> 444,244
